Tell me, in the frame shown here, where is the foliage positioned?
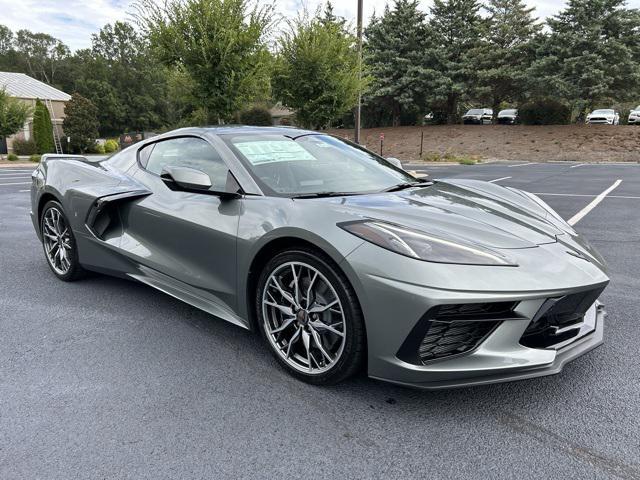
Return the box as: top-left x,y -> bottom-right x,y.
134,0 -> 275,124
475,0 -> 542,116
6,153 -> 18,161
0,89 -> 31,140
63,93 -> 99,153
273,7 -> 364,129
92,142 -> 106,154
32,99 -> 55,154
519,98 -> 571,125
104,139 -> 119,153
365,0 -> 433,127
29,154 -> 41,162
11,138 -> 37,155
239,106 -> 273,126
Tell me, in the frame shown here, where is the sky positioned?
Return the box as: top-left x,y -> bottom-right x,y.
2,0 -> 640,51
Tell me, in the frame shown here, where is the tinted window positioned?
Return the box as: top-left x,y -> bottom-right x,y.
222,134 -> 416,196
143,137 -> 228,190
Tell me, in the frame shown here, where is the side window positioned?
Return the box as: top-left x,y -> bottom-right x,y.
142,137 -> 229,191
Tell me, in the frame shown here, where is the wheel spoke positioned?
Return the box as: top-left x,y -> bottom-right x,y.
290,264 -> 301,307
310,319 -> 344,337
305,271 -> 318,308
309,327 -> 333,363
264,295 -> 294,317
285,327 -> 301,358
269,316 -> 296,334
301,329 -> 312,372
270,277 -> 298,308
308,299 -> 339,314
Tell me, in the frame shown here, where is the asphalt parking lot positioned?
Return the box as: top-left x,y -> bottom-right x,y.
1,161 -> 639,479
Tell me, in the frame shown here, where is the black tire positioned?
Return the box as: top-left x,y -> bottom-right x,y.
40,200 -> 85,282
255,248 -> 366,385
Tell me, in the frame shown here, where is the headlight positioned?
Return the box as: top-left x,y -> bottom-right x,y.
339,221 -> 517,266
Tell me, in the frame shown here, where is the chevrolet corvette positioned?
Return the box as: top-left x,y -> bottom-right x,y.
30,126 -> 609,388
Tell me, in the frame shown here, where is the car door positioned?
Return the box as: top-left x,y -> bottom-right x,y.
120,136 -> 242,316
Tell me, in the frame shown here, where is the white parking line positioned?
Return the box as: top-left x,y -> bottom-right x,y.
489,176 -> 512,183
508,162 -> 536,168
0,174 -> 32,178
570,164 -> 587,168
535,192 -> 640,200
567,180 -> 623,226
0,182 -> 31,186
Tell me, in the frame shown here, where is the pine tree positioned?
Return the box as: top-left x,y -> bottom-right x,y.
364,0 -> 432,126
475,0 -> 541,117
32,99 -> 54,154
427,0 -> 485,123
531,0 -> 640,116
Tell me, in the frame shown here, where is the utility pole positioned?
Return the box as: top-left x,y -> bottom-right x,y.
354,0 -> 363,144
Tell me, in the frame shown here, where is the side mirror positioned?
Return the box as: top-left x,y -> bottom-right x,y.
161,166 -> 242,199
386,157 -> 403,169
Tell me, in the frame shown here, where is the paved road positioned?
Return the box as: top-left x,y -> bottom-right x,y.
1,162 -> 639,479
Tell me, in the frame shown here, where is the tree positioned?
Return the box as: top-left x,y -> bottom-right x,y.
0,89 -> 31,159
365,0 -> 432,127
32,99 -> 55,154
13,30 -> 70,86
133,0 -> 275,123
63,93 -> 99,154
475,0 -> 541,118
531,0 -> 640,117
273,8 -> 364,129
427,0 -> 486,123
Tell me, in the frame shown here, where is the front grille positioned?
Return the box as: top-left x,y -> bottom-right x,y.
417,320 -> 501,363
397,302 -> 519,365
520,287 -> 605,349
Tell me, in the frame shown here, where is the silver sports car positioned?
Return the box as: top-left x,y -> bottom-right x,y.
30,127 -> 609,388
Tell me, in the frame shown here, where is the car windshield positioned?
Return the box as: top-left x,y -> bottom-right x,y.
466,109 -> 484,115
499,109 -> 517,116
592,109 -> 614,115
221,133 -> 417,197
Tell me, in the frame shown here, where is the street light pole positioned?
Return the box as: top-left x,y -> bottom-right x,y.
354,0 -> 363,144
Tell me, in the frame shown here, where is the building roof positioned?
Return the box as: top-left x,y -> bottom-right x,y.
0,72 -> 71,102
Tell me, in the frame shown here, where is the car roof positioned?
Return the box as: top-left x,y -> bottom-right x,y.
157,125 -> 319,138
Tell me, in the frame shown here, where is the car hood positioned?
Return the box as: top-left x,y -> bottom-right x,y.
321,179 -> 570,250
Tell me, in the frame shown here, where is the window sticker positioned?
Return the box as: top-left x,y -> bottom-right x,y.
234,141 -> 316,165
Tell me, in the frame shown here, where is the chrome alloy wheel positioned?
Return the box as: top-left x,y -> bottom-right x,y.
42,206 -> 72,275
261,261 -> 347,374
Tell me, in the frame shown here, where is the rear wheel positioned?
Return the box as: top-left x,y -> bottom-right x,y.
40,200 -> 85,281
256,248 -> 365,385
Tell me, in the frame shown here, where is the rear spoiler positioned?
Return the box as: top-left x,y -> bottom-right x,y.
41,154 -> 100,164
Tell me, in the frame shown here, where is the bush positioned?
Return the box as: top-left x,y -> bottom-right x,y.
91,142 -> 106,154
519,98 -> 571,125
11,138 -> 37,155
6,153 -> 19,161
29,154 -> 41,163
33,99 -> 55,154
104,139 -> 119,153
239,106 -> 272,126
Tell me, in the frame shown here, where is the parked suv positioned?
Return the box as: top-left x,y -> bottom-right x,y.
497,109 -> 518,125
628,106 -> 640,125
462,108 -> 493,125
586,109 -> 619,125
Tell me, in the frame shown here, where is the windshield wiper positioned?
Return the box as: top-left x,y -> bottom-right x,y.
291,191 -> 361,199
382,181 -> 432,193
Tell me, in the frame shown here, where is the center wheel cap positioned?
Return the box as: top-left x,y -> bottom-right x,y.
296,309 -> 308,327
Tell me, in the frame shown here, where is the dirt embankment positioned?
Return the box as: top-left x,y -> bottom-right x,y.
326,125 -> 640,163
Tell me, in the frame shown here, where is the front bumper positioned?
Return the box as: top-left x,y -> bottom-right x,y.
344,240 -> 609,390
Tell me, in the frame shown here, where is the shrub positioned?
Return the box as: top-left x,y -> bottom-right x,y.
7,153 -> 19,161
12,138 -> 37,155
33,99 -> 55,154
29,154 -> 41,163
519,98 -> 571,125
91,142 -> 106,154
104,139 -> 119,153
239,106 -> 272,126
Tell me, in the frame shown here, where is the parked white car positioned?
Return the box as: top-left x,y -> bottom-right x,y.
586,109 -> 619,125
628,106 -> 640,125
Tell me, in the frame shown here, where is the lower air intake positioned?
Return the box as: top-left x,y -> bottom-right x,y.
418,320 -> 501,364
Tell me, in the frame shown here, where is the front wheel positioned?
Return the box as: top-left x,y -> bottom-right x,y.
40,200 -> 85,281
256,248 -> 366,385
